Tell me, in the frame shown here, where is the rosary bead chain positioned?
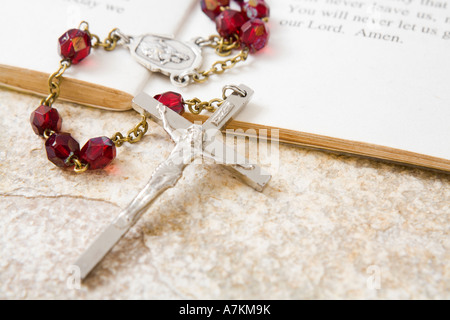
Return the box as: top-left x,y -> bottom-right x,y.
40,59 -> 71,107
31,0 -> 271,173
185,97 -> 224,114
184,84 -> 247,114
32,58 -> 227,172
191,0 -> 270,83
78,21 -> 124,51
111,115 -> 149,147
192,47 -> 249,84
32,25 -> 148,173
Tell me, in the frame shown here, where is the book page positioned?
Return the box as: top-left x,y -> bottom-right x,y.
163,0 -> 450,160
0,0 -> 197,95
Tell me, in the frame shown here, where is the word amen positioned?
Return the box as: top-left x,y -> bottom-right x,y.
179,304 -> 271,317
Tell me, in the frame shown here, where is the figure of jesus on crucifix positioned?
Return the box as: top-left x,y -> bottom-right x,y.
75,84 -> 271,279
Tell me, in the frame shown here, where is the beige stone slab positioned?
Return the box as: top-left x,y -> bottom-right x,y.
0,88 -> 449,299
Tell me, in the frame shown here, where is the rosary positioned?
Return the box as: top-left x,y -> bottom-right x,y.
30,0 -> 271,279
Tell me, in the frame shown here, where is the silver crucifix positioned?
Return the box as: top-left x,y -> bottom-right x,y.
74,84 -> 271,280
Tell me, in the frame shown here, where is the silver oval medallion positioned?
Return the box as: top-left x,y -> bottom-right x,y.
127,34 -> 202,86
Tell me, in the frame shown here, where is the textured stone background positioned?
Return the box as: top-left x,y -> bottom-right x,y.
0,88 -> 449,299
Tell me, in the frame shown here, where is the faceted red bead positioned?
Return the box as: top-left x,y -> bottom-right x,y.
215,9 -> 247,38
201,0 -> 230,20
30,105 -> 62,136
242,0 -> 270,20
45,133 -> 80,167
58,29 -> 91,64
154,92 -> 185,115
80,137 -> 116,170
240,19 -> 270,53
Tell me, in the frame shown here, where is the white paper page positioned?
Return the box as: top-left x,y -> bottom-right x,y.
0,0 -> 197,96
154,0 -> 450,160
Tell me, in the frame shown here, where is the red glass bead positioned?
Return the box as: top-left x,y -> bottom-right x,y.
80,137 -> 116,170
58,29 -> 91,64
201,0 -> 230,21
215,9 -> 247,38
242,0 -> 270,20
240,19 -> 270,53
154,92 -> 185,115
30,105 -> 62,136
45,133 -> 80,167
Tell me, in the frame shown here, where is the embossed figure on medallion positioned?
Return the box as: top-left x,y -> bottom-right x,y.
139,39 -> 190,65
130,34 -> 203,86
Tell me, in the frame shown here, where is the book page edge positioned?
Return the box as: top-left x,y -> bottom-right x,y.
0,64 -> 133,111
183,113 -> 450,174
2,65 -> 448,173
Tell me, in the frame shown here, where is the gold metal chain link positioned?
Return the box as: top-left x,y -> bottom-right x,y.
111,114 -> 149,147
79,21 -> 121,51
40,59 -> 71,106
185,84 -> 248,114
184,97 -> 224,114
192,34 -> 249,83
72,158 -> 89,173
197,34 -> 240,56
193,47 -> 249,84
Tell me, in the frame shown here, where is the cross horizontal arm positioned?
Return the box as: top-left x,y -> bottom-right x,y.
203,138 -> 271,192
132,84 -> 255,134
132,92 -> 193,130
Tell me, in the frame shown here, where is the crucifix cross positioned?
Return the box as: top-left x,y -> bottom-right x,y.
75,84 -> 271,280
